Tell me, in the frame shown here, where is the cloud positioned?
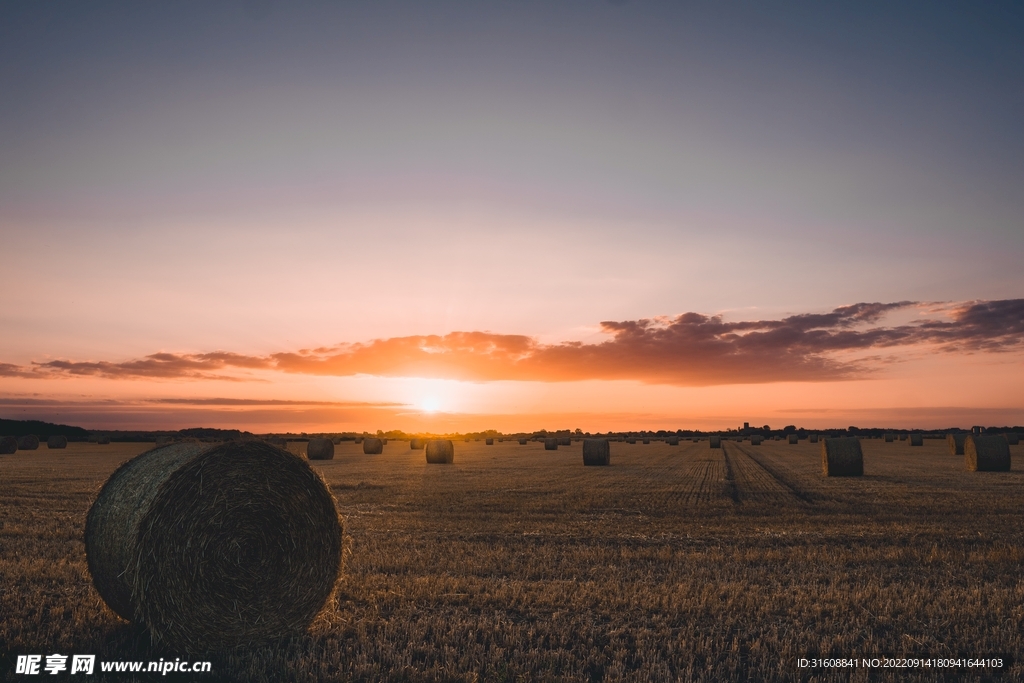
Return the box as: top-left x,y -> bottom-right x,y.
7,299 -> 1023,386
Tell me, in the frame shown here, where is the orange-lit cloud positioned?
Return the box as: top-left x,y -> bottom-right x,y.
9,299 -> 1024,385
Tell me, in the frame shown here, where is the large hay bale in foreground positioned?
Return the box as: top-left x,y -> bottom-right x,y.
709,436 -> 721,449
0,436 -> 17,454
47,435 -> 68,449
410,438 -> 425,450
947,433 -> 967,455
362,438 -> 383,454
306,438 -> 334,460
85,441 -> 342,651
582,439 -> 610,466
518,438 -> 528,445
909,434 -> 923,446
425,439 -> 454,464
1005,433 -> 1019,446
965,435 -> 1010,472
485,438 -> 494,445
17,435 -> 39,450
750,435 -> 763,445
821,438 -> 863,477
787,434 -> 798,444
558,437 -> 571,446
544,438 -> 558,450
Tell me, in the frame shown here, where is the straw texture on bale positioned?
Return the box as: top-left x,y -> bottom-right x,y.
425,439 -> 454,464
410,438 -> 425,450
582,439 -> 610,466
947,433 -> 967,456
485,438 -> 494,445
544,438 -> 558,450
666,436 -> 679,445
788,434 -> 798,444
0,436 -> 17,454
47,435 -> 68,449
1005,433 -> 1019,446
909,434 -> 923,446
558,437 -> 571,446
518,438 -> 528,445
821,438 -> 863,477
84,441 -> 342,651
306,438 -> 335,460
965,435 -> 1010,472
17,435 -> 39,450
709,436 -> 721,449
750,435 -> 763,445
362,438 -> 383,455
884,433 -> 894,443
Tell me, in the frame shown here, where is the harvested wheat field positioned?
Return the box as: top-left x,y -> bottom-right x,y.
1,438 -> 1022,682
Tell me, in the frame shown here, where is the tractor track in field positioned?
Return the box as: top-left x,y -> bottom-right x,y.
721,446 -> 741,504
732,442 -> 817,505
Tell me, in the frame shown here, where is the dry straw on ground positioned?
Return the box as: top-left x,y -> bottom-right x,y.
965,435 -> 1010,472
544,438 -> 558,451
425,440 -> 454,464
410,439 -> 425,450
909,434 -> 924,446
0,436 -> 17,454
821,438 -> 863,477
709,436 -> 721,449
17,435 -> 39,450
788,434 -> 798,444
307,438 -> 335,460
84,440 -> 343,651
582,439 -> 610,466
47,435 -> 68,449
363,438 -> 383,455
947,433 -> 967,456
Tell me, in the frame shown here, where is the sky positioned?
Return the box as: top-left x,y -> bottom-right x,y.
1,1 -> 1023,433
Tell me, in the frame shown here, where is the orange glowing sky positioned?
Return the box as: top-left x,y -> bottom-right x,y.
2,3 -> 1023,432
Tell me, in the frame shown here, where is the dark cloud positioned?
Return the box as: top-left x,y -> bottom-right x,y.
6,299 -> 1023,386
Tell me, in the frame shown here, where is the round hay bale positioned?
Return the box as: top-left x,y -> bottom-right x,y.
709,436 -> 721,449
965,435 -> 1010,472
47,435 -> 68,449
899,434 -> 907,441
0,436 -> 17,454
84,441 -> 342,651
362,438 -> 383,455
544,438 -> 558,451
821,438 -> 863,477
750,435 -> 763,445
354,437 -> 363,444
425,439 -> 454,464
582,439 -> 610,466
787,434 -> 798,444
808,434 -> 819,444
626,438 -> 637,444
306,438 -> 334,460
98,436 -> 111,445
558,437 -> 571,446
17,435 -> 39,450
518,438 -> 528,445
909,433 -> 923,447
947,433 -> 967,456
381,438 -> 388,445
642,438 -> 650,444
692,438 -> 699,443
884,433 -> 894,443
666,436 -> 679,446
1004,433 -> 1019,446
485,438 -> 494,445
410,438 -> 425,450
